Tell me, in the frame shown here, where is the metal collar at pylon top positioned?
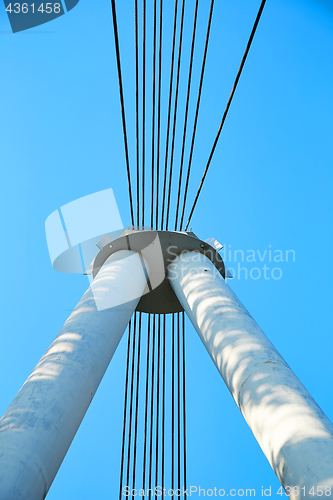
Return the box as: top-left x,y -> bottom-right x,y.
92,229 -> 225,314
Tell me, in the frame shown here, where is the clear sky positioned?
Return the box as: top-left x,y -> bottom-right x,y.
1,0 -> 333,498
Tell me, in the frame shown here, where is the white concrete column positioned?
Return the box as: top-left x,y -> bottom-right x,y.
0,250 -> 148,500
169,251 -> 333,499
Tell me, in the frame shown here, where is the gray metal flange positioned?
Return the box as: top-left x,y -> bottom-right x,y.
92,229 -> 225,314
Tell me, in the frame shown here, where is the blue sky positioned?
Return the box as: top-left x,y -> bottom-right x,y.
1,0 -> 333,498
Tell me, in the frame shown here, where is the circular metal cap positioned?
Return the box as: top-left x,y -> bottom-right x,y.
92,230 -> 225,314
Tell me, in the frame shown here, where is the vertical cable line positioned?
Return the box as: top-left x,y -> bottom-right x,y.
185,0 -> 267,230
161,314 -> 166,490
110,0 -> 134,226
132,313 -> 142,488
151,0 -> 157,228
177,313 -> 181,492
135,0 -> 140,227
126,312 -> 138,487
179,0 -> 214,231
142,314 -> 151,491
148,315 -> 156,497
174,0 -> 199,231
118,321 -> 132,500
182,312 -> 187,490
171,313 -> 175,495
142,0 -> 146,228
155,314 -> 161,487
165,0 -> 186,231
155,0 -> 163,230
161,0 -> 179,230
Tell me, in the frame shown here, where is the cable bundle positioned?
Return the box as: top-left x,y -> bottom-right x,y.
110,0 -> 267,495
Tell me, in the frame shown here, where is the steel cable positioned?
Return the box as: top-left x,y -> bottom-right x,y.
165,0 -> 186,230
161,0 -> 179,230
135,0 -> 140,227
155,314 -> 161,487
171,313 -> 175,495
126,312 -> 138,487
185,0 -> 267,230
174,0 -> 199,231
110,0 -> 134,226
177,313 -> 181,492
161,314 -> 166,489
155,0 -> 163,229
142,314 -> 151,491
132,312 -> 142,488
142,0 -> 146,228
118,320 -> 132,500
148,315 -> 157,497
151,0 -> 157,228
179,0 -> 214,231
182,312 -> 187,490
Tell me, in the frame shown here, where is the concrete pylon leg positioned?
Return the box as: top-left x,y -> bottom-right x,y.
0,250 -> 148,500
169,251 -> 333,499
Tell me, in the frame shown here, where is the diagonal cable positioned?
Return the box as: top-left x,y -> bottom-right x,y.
179,0 -> 214,230
161,0 -> 179,230
110,0 -> 134,226
165,0 -> 186,230
185,0 -> 267,230
174,0 -> 199,231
